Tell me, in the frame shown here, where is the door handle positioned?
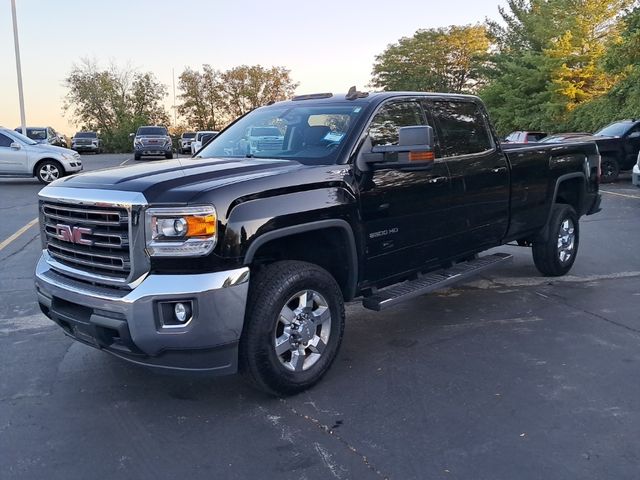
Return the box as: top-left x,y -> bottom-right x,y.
427,176 -> 449,184
491,167 -> 507,173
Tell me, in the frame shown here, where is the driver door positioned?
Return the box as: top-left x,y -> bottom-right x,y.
357,100 -> 452,284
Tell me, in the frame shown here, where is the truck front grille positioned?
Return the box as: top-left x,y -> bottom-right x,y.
42,202 -> 131,282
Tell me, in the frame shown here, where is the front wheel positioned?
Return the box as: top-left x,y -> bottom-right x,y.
165,152 -> 173,159
36,160 -> 63,184
532,204 -> 579,276
240,261 -> 345,396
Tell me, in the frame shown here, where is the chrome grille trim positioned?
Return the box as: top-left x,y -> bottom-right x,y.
38,187 -> 149,289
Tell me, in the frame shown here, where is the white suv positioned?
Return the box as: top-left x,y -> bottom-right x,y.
191,130 -> 219,155
0,127 -> 82,184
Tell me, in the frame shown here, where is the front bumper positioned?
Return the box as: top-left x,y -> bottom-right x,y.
632,164 -> 640,187
72,144 -> 99,152
134,144 -> 172,156
35,252 -> 249,374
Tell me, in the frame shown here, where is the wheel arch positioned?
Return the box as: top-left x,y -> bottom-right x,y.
244,219 -> 359,301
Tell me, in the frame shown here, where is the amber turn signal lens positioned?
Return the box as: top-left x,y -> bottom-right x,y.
409,151 -> 435,162
186,214 -> 216,237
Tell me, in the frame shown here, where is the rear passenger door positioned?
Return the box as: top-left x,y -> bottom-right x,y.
426,99 -> 509,253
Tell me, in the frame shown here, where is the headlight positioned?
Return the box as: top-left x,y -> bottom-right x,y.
145,205 -> 217,257
61,153 -> 73,161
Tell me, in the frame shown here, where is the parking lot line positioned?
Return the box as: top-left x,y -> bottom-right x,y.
120,158 -> 130,166
0,217 -> 39,252
600,189 -> 640,200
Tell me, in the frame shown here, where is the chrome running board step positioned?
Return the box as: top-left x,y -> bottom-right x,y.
362,253 -> 513,311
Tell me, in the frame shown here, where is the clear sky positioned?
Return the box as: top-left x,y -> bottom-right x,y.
0,0 -> 507,135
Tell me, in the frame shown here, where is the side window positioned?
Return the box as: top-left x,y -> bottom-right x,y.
0,133 -> 13,148
430,101 -> 494,157
368,101 -> 425,147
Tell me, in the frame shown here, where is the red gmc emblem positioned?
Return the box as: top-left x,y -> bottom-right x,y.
54,224 -> 93,246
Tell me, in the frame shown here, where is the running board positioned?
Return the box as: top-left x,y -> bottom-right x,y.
362,253 -> 513,311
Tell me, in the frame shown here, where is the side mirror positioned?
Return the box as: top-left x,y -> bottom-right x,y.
10,142 -> 21,150
364,125 -> 435,166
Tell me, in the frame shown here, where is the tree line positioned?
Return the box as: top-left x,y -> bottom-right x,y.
372,0 -> 640,135
64,61 -> 297,152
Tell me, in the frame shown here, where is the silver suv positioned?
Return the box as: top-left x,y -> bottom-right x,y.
0,127 -> 82,183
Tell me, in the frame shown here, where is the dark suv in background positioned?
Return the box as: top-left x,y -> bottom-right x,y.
15,126 -> 66,147
71,131 -> 102,154
132,126 -> 173,160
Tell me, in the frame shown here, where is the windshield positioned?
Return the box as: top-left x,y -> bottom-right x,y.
24,128 -> 47,140
198,104 -> 364,165
137,126 -> 167,136
182,132 -> 196,139
75,132 -> 97,138
595,121 -> 633,137
8,129 -> 37,145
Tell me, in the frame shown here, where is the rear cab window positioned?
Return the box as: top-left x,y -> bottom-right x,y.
426,100 -> 494,157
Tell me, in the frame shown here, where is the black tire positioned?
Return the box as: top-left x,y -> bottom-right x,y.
165,152 -> 173,159
35,159 -> 64,184
134,153 -> 142,161
240,261 -> 345,396
600,156 -> 619,183
532,204 -> 579,276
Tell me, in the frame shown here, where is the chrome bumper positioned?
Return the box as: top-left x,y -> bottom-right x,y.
35,252 -> 249,374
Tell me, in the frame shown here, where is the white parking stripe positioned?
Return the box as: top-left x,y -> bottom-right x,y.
120,158 -> 131,166
0,217 -> 39,252
600,190 -> 640,200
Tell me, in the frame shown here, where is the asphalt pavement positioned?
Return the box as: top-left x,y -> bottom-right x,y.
1,157 -> 639,479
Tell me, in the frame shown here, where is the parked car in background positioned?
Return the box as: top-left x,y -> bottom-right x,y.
0,127 -> 82,183
15,126 -> 64,147
180,132 -> 196,154
132,125 -> 173,160
547,120 -> 640,183
632,151 -> 640,187
191,130 -> 219,155
503,131 -> 548,143
71,131 -> 102,154
540,132 -> 591,143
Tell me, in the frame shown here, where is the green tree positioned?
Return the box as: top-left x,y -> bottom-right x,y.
569,6 -> 640,130
219,65 -> 298,118
63,60 -> 168,151
370,25 -> 490,93
481,0 -> 632,134
177,65 -> 225,131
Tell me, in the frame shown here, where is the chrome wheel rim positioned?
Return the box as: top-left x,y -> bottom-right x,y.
274,290 -> 332,372
557,218 -> 575,263
40,164 -> 60,182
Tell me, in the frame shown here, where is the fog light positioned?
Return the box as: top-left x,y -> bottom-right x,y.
174,302 -> 190,322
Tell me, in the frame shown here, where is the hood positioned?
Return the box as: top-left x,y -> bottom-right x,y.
53,157 -> 307,203
30,143 -> 77,155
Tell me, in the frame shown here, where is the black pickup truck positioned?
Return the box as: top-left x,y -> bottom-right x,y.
35,91 -> 601,395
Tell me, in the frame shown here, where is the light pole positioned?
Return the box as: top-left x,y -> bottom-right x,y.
11,0 -> 27,135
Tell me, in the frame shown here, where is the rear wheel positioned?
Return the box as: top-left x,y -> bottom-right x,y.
134,153 -> 142,161
532,204 -> 579,276
36,160 -> 63,184
165,152 -> 173,159
240,261 -> 345,396
600,156 -> 619,183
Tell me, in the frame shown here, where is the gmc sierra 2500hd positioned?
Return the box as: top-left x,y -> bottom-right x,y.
35,90 -> 601,395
